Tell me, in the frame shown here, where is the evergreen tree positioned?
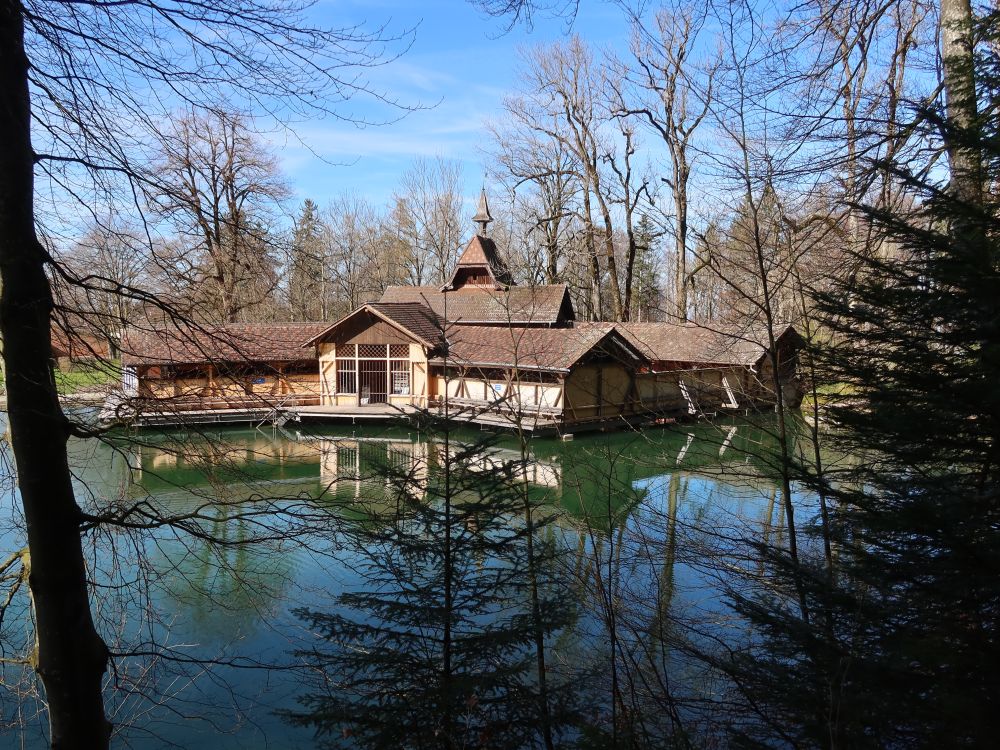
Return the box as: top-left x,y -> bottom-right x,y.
289,199 -> 326,320
715,9 -> 1000,747
632,215 -> 663,322
282,415 -> 578,748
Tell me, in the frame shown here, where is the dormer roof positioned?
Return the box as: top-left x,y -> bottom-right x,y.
441,234 -> 514,291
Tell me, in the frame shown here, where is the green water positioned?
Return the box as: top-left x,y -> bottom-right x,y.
0,416 -> 817,748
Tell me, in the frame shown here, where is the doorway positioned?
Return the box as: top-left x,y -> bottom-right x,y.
359,358 -> 388,404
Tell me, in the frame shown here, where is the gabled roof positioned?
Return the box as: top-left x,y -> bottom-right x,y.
619,322 -> 801,367
379,284 -> 574,326
441,235 -> 514,290
431,322 -> 648,373
304,302 -> 444,349
121,323 -> 327,367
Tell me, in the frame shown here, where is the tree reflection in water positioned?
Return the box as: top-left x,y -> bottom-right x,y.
283,418 -> 580,748
108,419 -> 804,747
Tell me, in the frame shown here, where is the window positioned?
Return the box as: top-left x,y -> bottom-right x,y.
390,359 -> 410,395
334,342 -> 411,398
337,358 -> 357,393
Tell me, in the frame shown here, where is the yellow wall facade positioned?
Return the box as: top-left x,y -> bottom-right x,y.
138,367 -> 321,408
317,340 -> 430,407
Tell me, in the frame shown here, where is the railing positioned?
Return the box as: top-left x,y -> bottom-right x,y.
430,396 -> 563,422
140,393 -> 322,412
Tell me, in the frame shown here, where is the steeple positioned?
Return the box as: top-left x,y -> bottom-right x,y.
441,188 -> 512,291
472,187 -> 492,235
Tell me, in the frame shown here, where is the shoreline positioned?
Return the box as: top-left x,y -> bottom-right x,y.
0,390 -> 108,411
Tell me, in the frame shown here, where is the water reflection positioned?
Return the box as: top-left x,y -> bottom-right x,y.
283,427 -> 579,747
0,417 -> 819,748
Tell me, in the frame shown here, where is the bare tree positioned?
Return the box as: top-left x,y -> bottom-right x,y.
507,38 -> 626,320
151,108 -> 289,323
618,6 -> 717,322
324,194 -> 389,316
52,220 -> 150,357
469,0 -> 580,30
601,116 -> 655,320
393,157 -> 467,286
0,1 -> 411,745
488,117 -> 581,285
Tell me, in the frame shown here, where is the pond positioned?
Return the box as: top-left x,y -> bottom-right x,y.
0,414 -> 821,748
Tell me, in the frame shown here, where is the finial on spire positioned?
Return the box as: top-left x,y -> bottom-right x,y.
472,187 -> 492,235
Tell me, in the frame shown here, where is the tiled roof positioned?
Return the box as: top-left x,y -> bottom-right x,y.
457,234 -> 495,266
368,302 -> 444,346
379,284 -> 573,325
121,323 -> 327,366
441,235 -> 514,289
304,302 -> 444,348
432,323 -> 647,372
619,322 -> 798,367
50,326 -> 110,360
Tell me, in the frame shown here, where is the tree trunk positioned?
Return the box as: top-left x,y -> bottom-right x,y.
940,0 -> 983,205
674,180 -> 688,321
0,4 -> 111,748
581,191 -> 602,320
589,162 -> 624,322
622,221 -> 636,322
545,218 -> 560,284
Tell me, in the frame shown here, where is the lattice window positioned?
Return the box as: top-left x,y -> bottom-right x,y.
336,358 -> 357,393
338,344 -> 357,357
359,344 -> 385,358
389,344 -> 409,358
390,359 -> 410,395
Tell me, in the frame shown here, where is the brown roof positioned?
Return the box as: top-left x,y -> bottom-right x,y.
50,326 -> 110,360
121,323 -> 327,366
432,323 -> 648,372
380,284 -> 573,325
441,235 -> 514,290
304,302 -> 444,348
619,322 -> 799,367
369,302 -> 444,345
458,234 -> 495,266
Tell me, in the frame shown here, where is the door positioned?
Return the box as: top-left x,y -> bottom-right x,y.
359,358 -> 388,404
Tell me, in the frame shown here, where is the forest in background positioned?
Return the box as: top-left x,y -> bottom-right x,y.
1,0 -> 998,748
52,0 -> 933,334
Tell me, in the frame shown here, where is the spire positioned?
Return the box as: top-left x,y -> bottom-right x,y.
472,187 -> 492,235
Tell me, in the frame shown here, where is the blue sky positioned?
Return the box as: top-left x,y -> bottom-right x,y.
279,0 -> 631,210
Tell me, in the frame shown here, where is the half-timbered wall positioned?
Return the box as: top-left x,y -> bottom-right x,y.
137,362 -> 321,409
429,366 -> 564,416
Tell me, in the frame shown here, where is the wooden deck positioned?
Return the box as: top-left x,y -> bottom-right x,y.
103,394 -> 692,436
104,397 -> 568,434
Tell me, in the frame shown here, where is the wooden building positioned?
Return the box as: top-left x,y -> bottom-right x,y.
621,323 -> 805,415
117,191 -> 802,430
121,323 -> 327,411
305,302 -> 442,409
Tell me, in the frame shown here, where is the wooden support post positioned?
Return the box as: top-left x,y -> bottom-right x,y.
596,366 -> 604,418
